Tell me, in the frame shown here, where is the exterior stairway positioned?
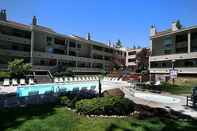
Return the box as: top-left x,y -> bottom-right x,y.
33,71 -> 53,84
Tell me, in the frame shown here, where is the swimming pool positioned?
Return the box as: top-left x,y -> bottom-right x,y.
134,92 -> 181,104
16,82 -> 98,97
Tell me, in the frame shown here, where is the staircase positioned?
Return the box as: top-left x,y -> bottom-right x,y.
33,71 -> 53,84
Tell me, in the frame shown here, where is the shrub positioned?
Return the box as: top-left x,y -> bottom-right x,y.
0,71 -> 10,79
102,88 -> 125,97
59,89 -> 98,108
75,96 -> 135,115
59,96 -> 71,106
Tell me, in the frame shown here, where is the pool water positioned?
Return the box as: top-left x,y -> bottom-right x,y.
134,92 -> 181,104
16,82 -> 98,97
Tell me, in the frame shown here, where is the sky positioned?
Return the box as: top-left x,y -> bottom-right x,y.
0,0 -> 197,48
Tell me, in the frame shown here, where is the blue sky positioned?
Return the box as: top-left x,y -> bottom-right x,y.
0,0 -> 197,48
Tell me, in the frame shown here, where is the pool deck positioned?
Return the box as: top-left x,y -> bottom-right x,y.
124,90 -> 197,118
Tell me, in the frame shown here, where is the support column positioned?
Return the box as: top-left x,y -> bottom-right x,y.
188,32 -> 191,53
30,26 -> 34,65
67,40 -> 70,55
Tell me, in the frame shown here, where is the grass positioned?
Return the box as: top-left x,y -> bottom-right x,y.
161,83 -> 193,95
0,104 -> 197,131
160,77 -> 197,95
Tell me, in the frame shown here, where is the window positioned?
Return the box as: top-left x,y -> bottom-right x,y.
69,41 -> 76,48
163,37 -> 173,48
77,43 -> 81,48
54,38 -> 65,45
69,51 -> 76,56
128,58 -> 135,62
128,51 -> 136,56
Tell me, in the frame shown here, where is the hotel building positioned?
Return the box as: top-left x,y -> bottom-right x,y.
149,21 -> 197,80
0,10 -> 126,74
126,48 -> 150,73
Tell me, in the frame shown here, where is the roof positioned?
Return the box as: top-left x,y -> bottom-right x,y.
0,20 -> 31,31
152,25 -> 197,38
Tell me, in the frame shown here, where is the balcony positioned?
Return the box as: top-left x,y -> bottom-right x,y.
0,48 -> 30,57
33,51 -> 112,64
150,67 -> 197,74
67,67 -> 103,73
0,33 -> 31,45
150,52 -> 197,62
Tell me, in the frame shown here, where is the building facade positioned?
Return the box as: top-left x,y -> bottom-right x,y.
149,21 -> 197,79
126,48 -> 149,73
0,10 -> 126,74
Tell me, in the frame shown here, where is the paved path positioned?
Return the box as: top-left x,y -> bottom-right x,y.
123,89 -> 197,118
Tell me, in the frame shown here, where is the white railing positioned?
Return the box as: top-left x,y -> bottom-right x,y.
150,67 -> 197,74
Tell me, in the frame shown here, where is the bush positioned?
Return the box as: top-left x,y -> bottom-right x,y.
0,71 -> 10,80
59,96 -> 71,106
102,88 -> 125,97
59,89 -> 98,108
76,96 -> 135,115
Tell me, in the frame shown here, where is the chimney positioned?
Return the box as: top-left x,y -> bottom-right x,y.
108,40 -> 111,47
172,21 -> 178,31
150,25 -> 156,36
32,16 -> 37,25
0,9 -> 7,21
87,32 -> 91,40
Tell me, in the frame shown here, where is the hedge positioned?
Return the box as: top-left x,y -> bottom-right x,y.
75,96 -> 135,115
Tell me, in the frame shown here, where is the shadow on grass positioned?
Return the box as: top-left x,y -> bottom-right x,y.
0,104 -> 57,130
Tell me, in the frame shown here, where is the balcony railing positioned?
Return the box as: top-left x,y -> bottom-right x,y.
150,67 -> 197,74
0,33 -> 31,45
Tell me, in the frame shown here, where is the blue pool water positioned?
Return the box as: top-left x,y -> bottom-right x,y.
16,82 -> 98,97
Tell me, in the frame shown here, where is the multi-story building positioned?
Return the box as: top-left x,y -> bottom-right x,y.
126,48 -> 149,73
149,21 -> 197,80
0,10 -> 126,74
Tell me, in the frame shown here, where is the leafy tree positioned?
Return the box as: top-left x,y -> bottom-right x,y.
176,20 -> 182,29
115,39 -> 123,48
8,59 -> 32,78
133,44 -> 136,49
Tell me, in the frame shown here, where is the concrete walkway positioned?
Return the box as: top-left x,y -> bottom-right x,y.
123,89 -> 197,118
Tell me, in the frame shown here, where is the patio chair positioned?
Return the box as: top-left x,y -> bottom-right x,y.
86,77 -> 90,81
78,77 -> 82,81
64,77 -> 68,82
154,81 -> 161,86
54,77 -> 59,83
69,77 -> 73,82
20,79 -> 26,85
3,78 -> 10,86
59,77 -> 64,83
81,76 -> 86,81
28,78 -> 35,85
12,79 -> 18,86
74,77 -> 78,81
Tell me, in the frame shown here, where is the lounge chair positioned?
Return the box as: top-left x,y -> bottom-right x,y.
20,79 -> 26,85
54,77 -> 59,83
64,77 -> 68,82
74,77 -> 78,81
59,77 -> 64,83
28,78 -> 35,85
69,77 -> 73,82
89,77 -> 93,81
85,77 -> 89,81
81,76 -> 86,81
3,78 -> 10,86
12,79 -> 18,86
78,77 -> 82,81
154,81 -> 161,86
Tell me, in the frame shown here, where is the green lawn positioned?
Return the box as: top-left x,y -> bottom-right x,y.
161,83 -> 193,95
0,104 -> 197,131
